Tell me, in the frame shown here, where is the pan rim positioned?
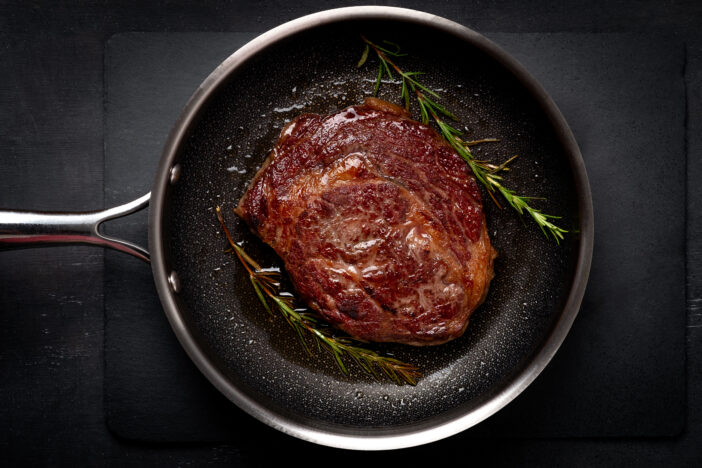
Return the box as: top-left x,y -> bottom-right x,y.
149,5 -> 594,450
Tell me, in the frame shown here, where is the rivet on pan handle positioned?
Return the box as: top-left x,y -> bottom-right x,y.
0,193 -> 151,262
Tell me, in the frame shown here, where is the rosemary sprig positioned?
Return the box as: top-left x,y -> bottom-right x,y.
216,206 -> 421,386
359,37 -> 568,243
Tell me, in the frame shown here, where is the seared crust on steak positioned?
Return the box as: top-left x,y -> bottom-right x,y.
236,98 -> 496,345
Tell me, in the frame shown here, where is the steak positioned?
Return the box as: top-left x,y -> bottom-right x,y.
236,97 -> 496,346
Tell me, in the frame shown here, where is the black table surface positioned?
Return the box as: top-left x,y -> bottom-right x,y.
2,1 -> 702,466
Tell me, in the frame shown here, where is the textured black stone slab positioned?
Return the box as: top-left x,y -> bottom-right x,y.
104,32 -> 685,441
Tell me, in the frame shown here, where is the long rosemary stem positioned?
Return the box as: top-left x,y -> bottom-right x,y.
359,37 -> 568,243
216,206 -> 421,385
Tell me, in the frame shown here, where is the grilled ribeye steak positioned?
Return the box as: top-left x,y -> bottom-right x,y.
236,97 -> 496,346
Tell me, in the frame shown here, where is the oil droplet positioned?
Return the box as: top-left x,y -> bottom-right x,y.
227,164 -> 247,174
259,266 -> 281,274
273,103 -> 306,113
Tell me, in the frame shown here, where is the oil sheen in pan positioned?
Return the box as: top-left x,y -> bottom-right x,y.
167,22 -> 579,431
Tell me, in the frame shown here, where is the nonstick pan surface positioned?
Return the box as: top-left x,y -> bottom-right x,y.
150,7 -> 592,450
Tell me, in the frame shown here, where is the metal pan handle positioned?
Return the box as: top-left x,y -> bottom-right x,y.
0,193 -> 150,262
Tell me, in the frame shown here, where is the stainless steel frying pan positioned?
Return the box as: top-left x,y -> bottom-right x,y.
0,7 -> 593,450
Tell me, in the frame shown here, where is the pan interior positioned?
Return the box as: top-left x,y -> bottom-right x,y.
166,19 -> 580,434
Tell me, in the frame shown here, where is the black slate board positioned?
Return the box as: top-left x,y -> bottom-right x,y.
104,32 -> 686,441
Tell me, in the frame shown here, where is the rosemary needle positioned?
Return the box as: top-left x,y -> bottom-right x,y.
216,206 -> 421,386
359,36 -> 568,243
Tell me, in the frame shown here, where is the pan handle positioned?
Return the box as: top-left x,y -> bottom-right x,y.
0,193 -> 151,263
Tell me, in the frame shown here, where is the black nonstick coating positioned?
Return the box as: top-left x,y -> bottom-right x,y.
150,8 -> 591,449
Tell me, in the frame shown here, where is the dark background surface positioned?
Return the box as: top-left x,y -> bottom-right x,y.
1,1 -> 701,466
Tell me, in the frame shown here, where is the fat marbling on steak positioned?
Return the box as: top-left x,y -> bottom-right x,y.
235,97 -> 496,346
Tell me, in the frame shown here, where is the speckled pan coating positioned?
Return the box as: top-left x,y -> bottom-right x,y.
149,7 -> 593,450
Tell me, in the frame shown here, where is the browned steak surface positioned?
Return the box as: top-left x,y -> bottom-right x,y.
236,98 -> 495,345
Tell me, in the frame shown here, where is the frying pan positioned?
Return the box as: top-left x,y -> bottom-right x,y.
0,7 -> 593,450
